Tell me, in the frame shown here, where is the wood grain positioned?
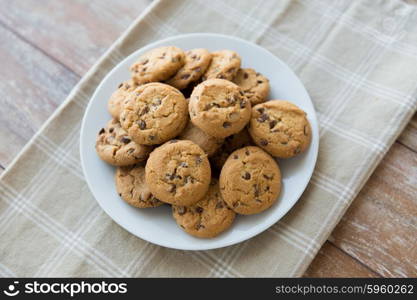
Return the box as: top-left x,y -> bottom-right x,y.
0,0 -> 152,75
329,143 -> 417,277
398,113 -> 417,152
0,25 -> 79,168
0,0 -> 415,277
304,241 -> 379,277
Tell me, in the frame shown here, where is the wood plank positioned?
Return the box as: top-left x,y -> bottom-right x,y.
329,143 -> 417,277
398,113 -> 417,153
0,0 -> 152,75
0,25 -> 79,167
304,241 -> 379,277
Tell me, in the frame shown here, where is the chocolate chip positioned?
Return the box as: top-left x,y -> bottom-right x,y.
195,156 -> 202,164
269,120 -> 277,129
181,73 -> 190,80
142,67 -> 147,72
99,128 -> 105,135
240,100 -> 247,108
243,72 -> 249,79
223,122 -> 231,128
245,149 -> 250,156
257,113 -> 269,123
239,91 -> 244,96
257,80 -> 263,84
127,148 -> 135,154
118,83 -> 123,88
226,96 -> 236,105
149,135 -> 156,141
120,137 -> 131,144
281,141 -> 288,145
190,54 -> 197,60
263,174 -> 273,180
169,184 -> 176,193
109,128 -> 114,133
141,58 -> 149,65
180,162 -> 188,168
140,106 -> 149,116
119,193 -> 122,197
184,176 -> 195,184
217,74 -> 226,79
257,107 -> 265,114
233,155 -> 239,159
216,201 -> 224,209
138,120 -> 146,130
233,201 -> 240,208
255,199 -> 262,203
242,172 -> 251,180
254,184 -> 260,197
196,224 -> 205,230
167,173 -> 175,180
195,207 -> 203,214
294,147 -> 301,155
260,139 -> 268,146
177,206 -> 187,215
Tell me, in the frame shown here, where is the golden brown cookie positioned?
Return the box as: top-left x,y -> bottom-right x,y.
219,146 -> 281,215
210,128 -> 253,171
120,83 -> 188,145
202,50 -> 241,81
248,100 -> 312,158
145,140 -> 211,206
178,121 -> 224,157
233,68 -> 270,105
189,79 -> 251,138
166,48 -> 212,90
172,179 -> 235,238
107,80 -> 137,120
115,165 -> 163,208
130,46 -> 185,85
96,119 -> 152,166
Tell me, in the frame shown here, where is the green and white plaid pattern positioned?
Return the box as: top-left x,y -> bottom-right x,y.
1,0 -> 416,277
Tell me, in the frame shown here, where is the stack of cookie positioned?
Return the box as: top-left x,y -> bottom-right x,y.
96,46 -> 311,238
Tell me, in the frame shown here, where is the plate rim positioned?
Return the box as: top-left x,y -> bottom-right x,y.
80,32 -> 319,251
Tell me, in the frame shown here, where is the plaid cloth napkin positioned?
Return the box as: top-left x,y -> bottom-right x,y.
1,0 -> 416,277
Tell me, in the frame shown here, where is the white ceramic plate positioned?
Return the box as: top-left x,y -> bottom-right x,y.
80,33 -> 319,251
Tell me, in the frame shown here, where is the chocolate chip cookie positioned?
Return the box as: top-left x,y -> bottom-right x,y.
210,128 -> 253,171
96,119 -> 152,166
130,46 -> 185,85
189,79 -> 251,138
248,100 -> 312,158
115,165 -> 163,208
108,80 -> 137,120
219,146 -> 281,215
120,82 -> 188,145
233,68 -> 270,105
178,121 -> 224,157
172,179 -> 235,238
202,50 -> 241,81
166,48 -> 212,90
145,140 -> 211,206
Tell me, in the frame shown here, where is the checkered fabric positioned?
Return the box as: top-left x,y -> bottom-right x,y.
1,0 -> 416,277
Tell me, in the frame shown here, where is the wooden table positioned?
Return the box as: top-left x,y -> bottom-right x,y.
0,0 -> 415,277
